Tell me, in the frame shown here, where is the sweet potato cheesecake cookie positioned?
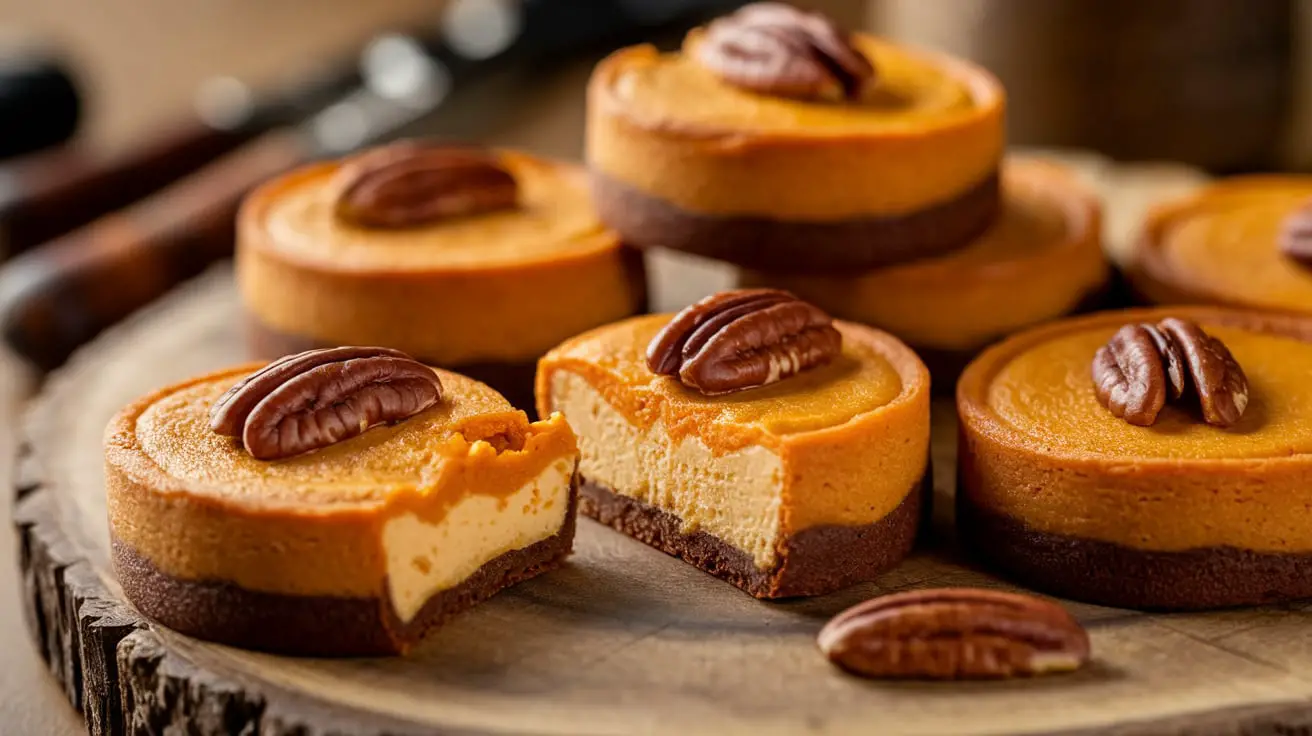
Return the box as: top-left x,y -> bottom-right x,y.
537,290 -> 931,598
106,348 -> 579,656
1128,177 -> 1312,313
586,2 -> 1004,272
237,142 -> 646,411
742,159 -> 1107,381
958,307 -> 1312,609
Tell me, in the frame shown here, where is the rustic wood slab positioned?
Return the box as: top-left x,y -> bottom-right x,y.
14,262 -> 1312,736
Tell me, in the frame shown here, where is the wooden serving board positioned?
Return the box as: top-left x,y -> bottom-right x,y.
14,263 -> 1312,736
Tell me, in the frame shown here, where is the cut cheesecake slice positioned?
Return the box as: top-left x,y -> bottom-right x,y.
106,349 -> 579,656
536,291 -> 931,598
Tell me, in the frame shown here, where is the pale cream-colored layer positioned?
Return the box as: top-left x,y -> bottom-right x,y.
106,365 -> 579,599
383,456 -> 573,622
550,371 -> 784,569
537,318 -> 931,537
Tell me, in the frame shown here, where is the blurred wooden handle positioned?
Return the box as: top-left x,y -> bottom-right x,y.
0,130 -> 309,371
0,119 -> 261,260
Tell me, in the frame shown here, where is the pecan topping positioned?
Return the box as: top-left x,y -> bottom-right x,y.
1279,198 -> 1312,266
210,347 -> 442,460
695,2 -> 876,103
646,289 -> 842,395
817,588 -> 1091,680
1093,318 -> 1248,427
332,141 -> 517,228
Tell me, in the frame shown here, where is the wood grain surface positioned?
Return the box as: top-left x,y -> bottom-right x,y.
17,219 -> 1312,734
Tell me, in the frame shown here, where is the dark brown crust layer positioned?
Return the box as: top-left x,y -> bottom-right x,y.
113,482 -> 578,657
245,313 -> 540,414
591,170 -> 1000,273
580,476 -> 923,599
957,495 -> 1312,610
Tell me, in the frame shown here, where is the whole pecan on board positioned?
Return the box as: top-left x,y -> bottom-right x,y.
695,2 -> 876,102
817,588 -> 1091,680
1092,318 -> 1248,427
1279,199 -> 1312,266
210,346 -> 443,460
332,141 -> 518,228
646,289 -> 842,395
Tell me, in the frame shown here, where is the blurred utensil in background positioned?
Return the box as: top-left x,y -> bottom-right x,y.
0,36 -> 427,264
0,0 -> 749,262
877,0 -> 1295,172
0,59 -> 361,261
0,0 -> 744,371
0,45 -> 80,160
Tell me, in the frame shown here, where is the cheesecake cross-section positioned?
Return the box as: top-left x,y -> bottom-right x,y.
536,310 -> 930,598
106,362 -> 578,656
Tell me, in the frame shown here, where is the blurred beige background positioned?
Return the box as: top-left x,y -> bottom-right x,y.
876,0 -> 1312,170
8,0 -> 1309,166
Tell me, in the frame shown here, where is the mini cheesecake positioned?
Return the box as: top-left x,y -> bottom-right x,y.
537,290 -> 931,598
959,307 -> 1312,610
106,348 -> 579,656
238,142 -> 646,411
586,2 -> 1004,272
742,159 -> 1107,382
1128,176 -> 1312,314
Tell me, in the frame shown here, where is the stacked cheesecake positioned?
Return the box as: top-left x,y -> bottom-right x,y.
586,1 -> 1109,383
104,2 -> 1312,665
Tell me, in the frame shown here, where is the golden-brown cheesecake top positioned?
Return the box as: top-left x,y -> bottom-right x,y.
964,308 -> 1312,460
252,150 -> 614,273
913,163 -> 1075,267
1140,177 -> 1312,313
739,159 -> 1106,351
107,365 -> 577,511
539,314 -> 923,451
605,34 -> 986,137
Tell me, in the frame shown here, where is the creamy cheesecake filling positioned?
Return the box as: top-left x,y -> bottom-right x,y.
109,367 -> 581,600
550,371 -> 784,569
383,455 -> 573,623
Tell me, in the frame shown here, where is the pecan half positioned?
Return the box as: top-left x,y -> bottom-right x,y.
817,588 -> 1091,680
646,289 -> 842,395
1279,198 -> 1312,266
1092,318 -> 1248,428
1158,318 -> 1249,426
695,2 -> 876,102
1092,324 -> 1168,426
210,347 -> 442,460
332,141 -> 518,228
